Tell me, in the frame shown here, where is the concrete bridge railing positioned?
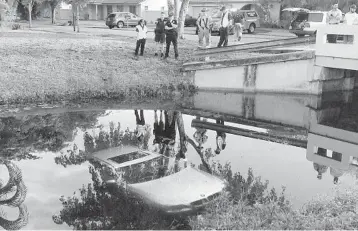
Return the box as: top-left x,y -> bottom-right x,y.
315,25 -> 358,71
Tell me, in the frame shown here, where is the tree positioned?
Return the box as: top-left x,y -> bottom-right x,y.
45,0 -> 62,24
177,0 -> 190,39
65,0 -> 89,32
167,0 -> 174,15
0,0 -> 9,22
21,0 -> 44,27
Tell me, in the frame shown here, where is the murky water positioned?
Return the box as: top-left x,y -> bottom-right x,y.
1,90 -> 357,230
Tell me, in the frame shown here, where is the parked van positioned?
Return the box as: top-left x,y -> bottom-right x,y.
196,9 -> 260,35
283,8 -> 328,37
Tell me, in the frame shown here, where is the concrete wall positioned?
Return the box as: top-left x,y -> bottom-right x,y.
193,57 -> 315,94
192,91 -> 312,128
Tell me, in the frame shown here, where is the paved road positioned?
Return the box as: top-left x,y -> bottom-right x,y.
28,19 -> 296,46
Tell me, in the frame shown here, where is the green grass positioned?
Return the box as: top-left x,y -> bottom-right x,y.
0,29 -> 197,105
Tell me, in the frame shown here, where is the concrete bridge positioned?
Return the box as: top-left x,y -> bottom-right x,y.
183,25 -> 358,95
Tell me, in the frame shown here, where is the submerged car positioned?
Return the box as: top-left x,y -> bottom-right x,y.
283,8 -> 331,37
90,146 -> 225,214
105,12 -> 142,29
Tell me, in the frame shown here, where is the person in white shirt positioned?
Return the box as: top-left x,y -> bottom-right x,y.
196,8 -> 213,48
134,19 -> 148,56
344,4 -> 358,25
217,6 -> 232,47
326,3 -> 343,43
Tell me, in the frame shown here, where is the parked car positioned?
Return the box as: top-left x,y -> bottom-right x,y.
283,8 -> 330,37
185,14 -> 197,27
197,9 -> 260,35
90,146 -> 226,214
105,12 -> 142,29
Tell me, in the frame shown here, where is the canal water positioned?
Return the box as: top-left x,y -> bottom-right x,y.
0,90 -> 357,230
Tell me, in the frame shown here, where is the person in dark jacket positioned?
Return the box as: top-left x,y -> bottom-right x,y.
154,12 -> 167,57
164,12 -> 179,60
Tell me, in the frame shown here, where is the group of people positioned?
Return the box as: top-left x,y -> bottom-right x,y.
134,5 -> 244,58
326,3 -> 358,43
134,12 -> 179,59
195,6 -> 243,48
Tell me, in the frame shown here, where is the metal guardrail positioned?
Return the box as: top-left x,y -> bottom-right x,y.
193,36 -> 316,58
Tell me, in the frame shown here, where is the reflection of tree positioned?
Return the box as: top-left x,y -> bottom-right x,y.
0,160 -> 29,230
0,112 -> 101,161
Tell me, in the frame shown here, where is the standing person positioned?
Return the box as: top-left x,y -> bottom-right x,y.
134,19 -> 148,57
326,2 -> 343,43
154,12 -> 167,57
215,118 -> 226,155
234,13 -> 244,41
164,12 -> 179,60
197,8 -> 213,48
217,6 -> 232,47
344,4 -> 358,25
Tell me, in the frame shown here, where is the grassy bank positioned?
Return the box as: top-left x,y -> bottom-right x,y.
0,28 -> 197,105
190,163 -> 358,230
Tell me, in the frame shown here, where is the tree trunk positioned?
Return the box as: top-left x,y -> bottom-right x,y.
173,0 -> 178,20
71,3 -> 75,31
28,2 -> 32,28
167,0 -> 174,15
177,0 -> 190,39
51,6 -> 56,24
76,4 -> 80,33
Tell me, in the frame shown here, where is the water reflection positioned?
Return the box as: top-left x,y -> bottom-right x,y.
0,90 -> 357,229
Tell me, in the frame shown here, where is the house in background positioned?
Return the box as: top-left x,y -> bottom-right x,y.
187,0 -> 281,23
58,0 -> 167,23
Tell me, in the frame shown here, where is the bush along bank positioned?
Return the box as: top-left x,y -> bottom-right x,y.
190,162 -> 358,230
0,83 -> 198,106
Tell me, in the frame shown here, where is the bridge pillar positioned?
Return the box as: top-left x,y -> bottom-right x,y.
310,66 -> 356,94
312,24 -> 358,94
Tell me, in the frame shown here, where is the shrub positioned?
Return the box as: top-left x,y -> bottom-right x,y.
12,23 -> 21,30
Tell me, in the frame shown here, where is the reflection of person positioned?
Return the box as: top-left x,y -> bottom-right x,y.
193,116 -> 208,149
153,110 -> 164,153
134,110 -> 148,143
326,3 -> 343,43
313,148 -> 328,180
164,12 -> 179,60
217,6 -> 232,47
154,12 -> 167,57
215,118 -> 226,154
162,111 -> 176,148
330,151 -> 344,184
197,8 -> 212,48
